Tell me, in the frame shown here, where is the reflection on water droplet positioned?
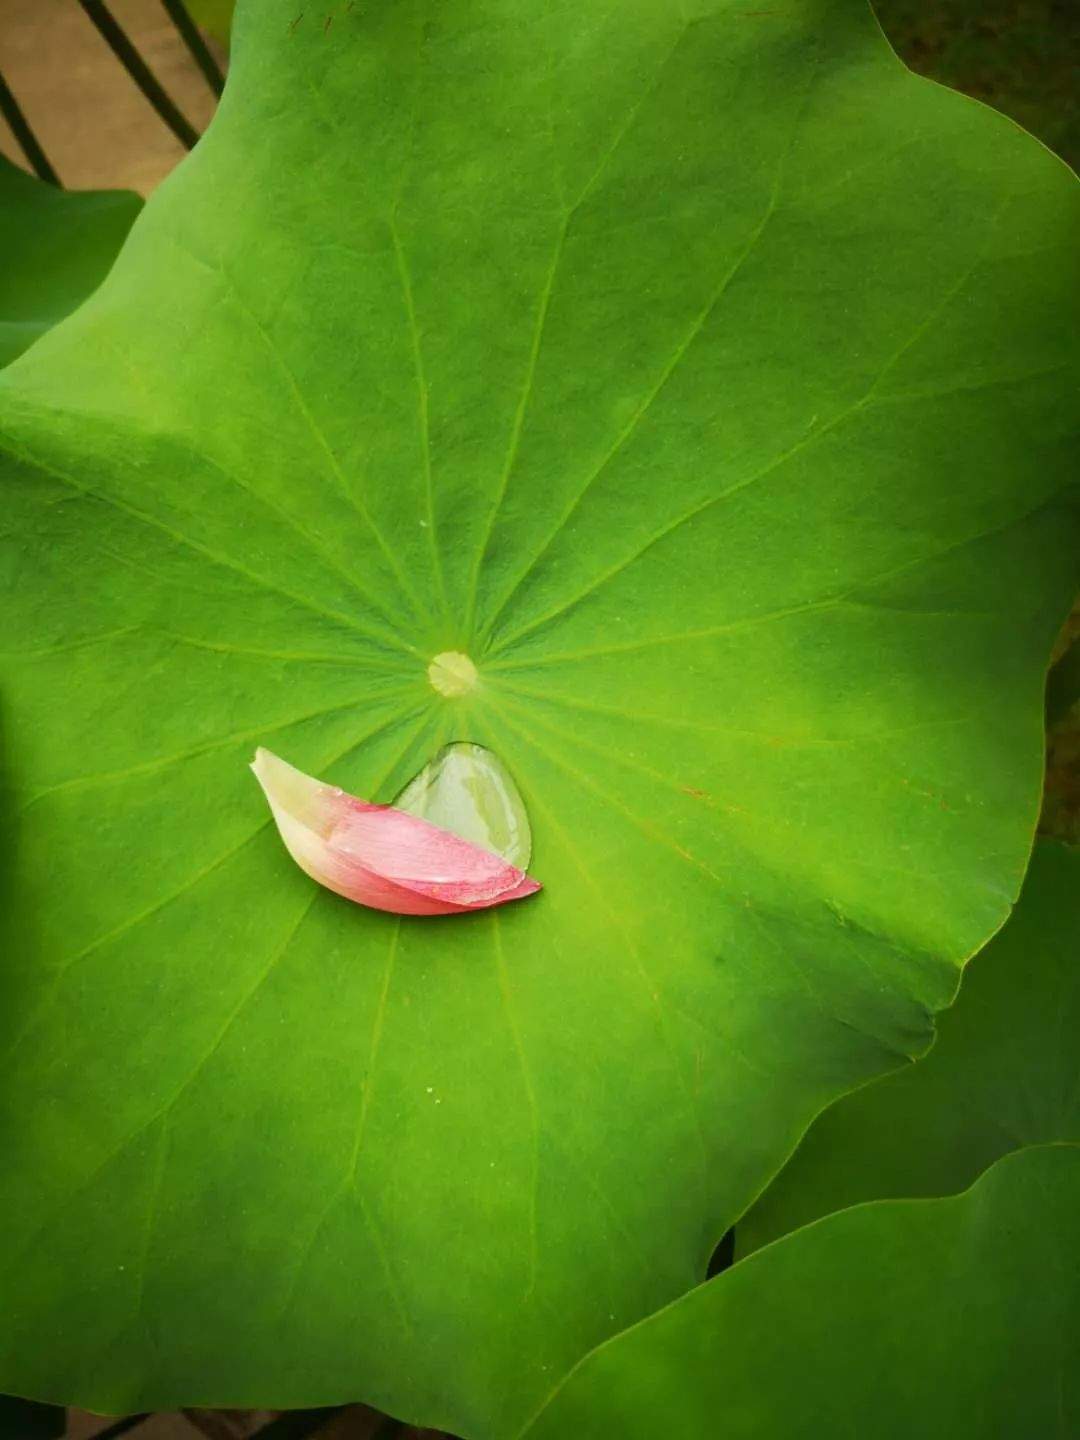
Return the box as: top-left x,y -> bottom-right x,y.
394,741 -> 531,869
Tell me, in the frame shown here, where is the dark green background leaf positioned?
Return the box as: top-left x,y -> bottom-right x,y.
1047,630 -> 1080,726
522,1144 -> 1080,1439
738,839 -> 1080,1253
0,157 -> 141,368
186,0 -> 234,48
1,1 -> 1077,1434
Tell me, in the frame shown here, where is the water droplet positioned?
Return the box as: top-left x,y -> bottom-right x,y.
395,741 -> 531,868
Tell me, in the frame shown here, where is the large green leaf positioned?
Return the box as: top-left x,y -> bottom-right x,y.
0,157 -> 141,368
1,1 -> 1078,1434
738,838 -> 1080,1253
521,1143 -> 1080,1439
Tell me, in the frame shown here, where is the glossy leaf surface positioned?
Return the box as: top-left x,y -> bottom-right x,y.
1,1 -> 1078,1434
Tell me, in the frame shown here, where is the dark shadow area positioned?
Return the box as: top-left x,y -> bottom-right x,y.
706,1227 -> 736,1280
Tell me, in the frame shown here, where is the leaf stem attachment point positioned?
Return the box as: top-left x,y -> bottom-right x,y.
428,651 -> 478,698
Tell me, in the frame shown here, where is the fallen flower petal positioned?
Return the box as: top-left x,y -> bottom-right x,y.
251,747 -> 542,917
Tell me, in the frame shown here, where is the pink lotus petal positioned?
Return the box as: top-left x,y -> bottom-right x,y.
251,748 -> 542,917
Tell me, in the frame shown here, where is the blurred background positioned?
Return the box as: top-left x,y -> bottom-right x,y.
0,0 -> 1076,194
0,0 -> 1077,1437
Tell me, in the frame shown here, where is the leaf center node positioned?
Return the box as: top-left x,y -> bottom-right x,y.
427,651 -> 478,698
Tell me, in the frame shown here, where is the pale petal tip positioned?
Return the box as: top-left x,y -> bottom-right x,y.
251,745 -> 281,781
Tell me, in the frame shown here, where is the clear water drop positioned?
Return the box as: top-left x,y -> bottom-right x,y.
394,741 -> 531,869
